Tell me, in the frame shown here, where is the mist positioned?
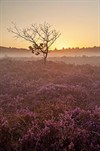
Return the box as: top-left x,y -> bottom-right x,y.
0,46 -> 100,66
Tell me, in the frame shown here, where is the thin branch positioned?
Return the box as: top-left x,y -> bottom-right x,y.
48,33 -> 61,48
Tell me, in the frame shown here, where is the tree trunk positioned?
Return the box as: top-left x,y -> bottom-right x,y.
44,52 -> 48,65
43,45 -> 48,65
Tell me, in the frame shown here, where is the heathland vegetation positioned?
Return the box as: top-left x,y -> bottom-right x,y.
0,58 -> 100,151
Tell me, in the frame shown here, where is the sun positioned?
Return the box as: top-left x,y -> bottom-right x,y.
51,40 -> 71,50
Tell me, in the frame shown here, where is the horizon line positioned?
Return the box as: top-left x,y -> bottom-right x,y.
0,45 -> 100,50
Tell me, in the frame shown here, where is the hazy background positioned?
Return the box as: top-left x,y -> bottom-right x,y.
0,0 -> 100,49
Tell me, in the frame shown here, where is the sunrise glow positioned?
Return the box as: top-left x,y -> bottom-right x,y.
0,0 -> 100,49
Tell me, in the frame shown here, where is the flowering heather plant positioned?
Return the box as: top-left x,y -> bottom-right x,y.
18,108 -> 100,151
0,59 -> 100,151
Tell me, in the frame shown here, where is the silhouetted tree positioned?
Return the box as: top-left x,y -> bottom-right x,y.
8,22 -> 61,64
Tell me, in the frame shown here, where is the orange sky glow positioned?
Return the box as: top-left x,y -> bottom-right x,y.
0,0 -> 100,50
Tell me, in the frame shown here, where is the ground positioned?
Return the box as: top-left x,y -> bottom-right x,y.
0,58 -> 100,151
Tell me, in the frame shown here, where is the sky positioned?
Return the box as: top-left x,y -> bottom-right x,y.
0,0 -> 100,49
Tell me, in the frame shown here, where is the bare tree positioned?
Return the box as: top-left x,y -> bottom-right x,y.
8,22 -> 61,63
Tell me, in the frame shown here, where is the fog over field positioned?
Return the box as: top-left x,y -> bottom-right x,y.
0,46 -> 100,57
0,46 -> 100,66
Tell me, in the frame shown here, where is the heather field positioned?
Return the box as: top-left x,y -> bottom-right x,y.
0,58 -> 100,151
